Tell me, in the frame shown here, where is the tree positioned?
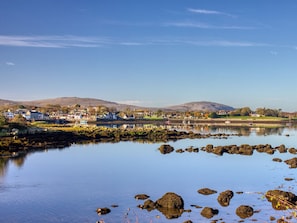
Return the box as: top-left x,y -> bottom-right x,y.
209,112 -> 219,118
240,107 -> 252,116
11,114 -> 27,124
0,114 -> 7,126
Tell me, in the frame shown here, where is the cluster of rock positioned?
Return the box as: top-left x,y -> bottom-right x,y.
265,189 -> 297,210
0,128 -> 235,158
136,190 -> 255,220
201,143 -> 293,156
158,143 -> 297,169
158,144 -> 199,154
95,189 -> 297,221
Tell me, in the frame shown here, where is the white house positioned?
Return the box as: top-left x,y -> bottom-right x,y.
24,110 -> 49,121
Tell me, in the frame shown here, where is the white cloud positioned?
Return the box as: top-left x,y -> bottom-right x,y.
165,22 -> 254,30
0,35 -> 110,48
188,8 -> 235,17
173,39 -> 268,47
0,35 -> 270,49
5,62 -> 15,66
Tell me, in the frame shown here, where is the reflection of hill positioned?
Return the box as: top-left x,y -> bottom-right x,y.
0,158 -> 9,178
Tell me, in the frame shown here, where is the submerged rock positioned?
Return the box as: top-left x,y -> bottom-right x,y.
198,188 -> 217,195
272,158 -> 282,162
284,157 -> 297,168
158,144 -> 174,154
200,207 -> 219,219
217,190 -> 234,207
288,148 -> 297,154
236,205 -> 254,219
142,199 -> 156,211
134,194 -> 150,200
96,207 -> 111,215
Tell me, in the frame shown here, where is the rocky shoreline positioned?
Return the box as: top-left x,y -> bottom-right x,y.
0,127 -> 236,158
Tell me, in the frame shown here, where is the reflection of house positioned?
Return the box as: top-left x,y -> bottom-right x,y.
24,110 -> 49,121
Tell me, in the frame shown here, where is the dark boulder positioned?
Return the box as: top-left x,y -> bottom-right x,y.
200,207 -> 219,219
272,158 -> 282,162
205,144 -> 214,152
156,192 -> 184,209
236,205 -> 254,219
284,157 -> 297,168
239,144 -> 253,155
217,190 -> 234,207
158,144 -> 174,154
176,148 -> 185,153
183,221 -> 193,223
96,207 -> 111,215
134,194 -> 150,200
276,144 -> 287,153
213,146 -> 227,156
155,192 -> 184,219
143,199 -> 156,211
288,147 -> 297,154
265,189 -> 297,210
198,188 -> 217,195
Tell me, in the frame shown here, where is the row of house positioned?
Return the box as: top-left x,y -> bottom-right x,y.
4,110 -> 50,121
3,109 -> 136,122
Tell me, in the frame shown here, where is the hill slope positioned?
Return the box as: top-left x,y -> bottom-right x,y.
0,97 -> 234,112
166,101 -> 234,112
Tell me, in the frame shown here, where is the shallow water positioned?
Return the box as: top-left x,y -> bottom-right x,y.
0,126 -> 297,222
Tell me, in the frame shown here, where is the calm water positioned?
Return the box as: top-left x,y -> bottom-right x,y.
0,126 -> 297,223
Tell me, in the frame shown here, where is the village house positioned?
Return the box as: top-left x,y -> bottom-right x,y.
96,112 -> 120,121
24,110 -> 49,121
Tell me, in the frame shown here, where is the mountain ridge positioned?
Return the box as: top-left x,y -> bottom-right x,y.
0,97 -> 234,112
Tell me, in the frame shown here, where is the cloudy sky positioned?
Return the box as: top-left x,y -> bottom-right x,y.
1,0 -> 297,111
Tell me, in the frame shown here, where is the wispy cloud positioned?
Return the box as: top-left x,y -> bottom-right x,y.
173,39 -> 268,47
165,22 -> 255,30
0,35 -> 110,48
0,35 -> 270,49
5,62 -> 15,66
188,8 -> 235,17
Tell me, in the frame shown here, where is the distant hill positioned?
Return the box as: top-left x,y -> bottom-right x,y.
0,99 -> 18,106
166,101 -> 234,112
0,97 -> 234,112
0,97 -> 140,110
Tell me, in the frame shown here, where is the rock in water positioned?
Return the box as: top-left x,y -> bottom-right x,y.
200,207 -> 219,219
217,190 -> 234,207
236,205 -> 254,219
96,207 -> 111,215
158,144 -> 174,154
156,192 -> 184,209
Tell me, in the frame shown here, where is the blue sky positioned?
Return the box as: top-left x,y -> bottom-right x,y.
1,0 -> 297,111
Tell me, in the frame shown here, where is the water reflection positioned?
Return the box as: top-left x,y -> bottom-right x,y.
0,158 -> 9,178
96,123 -> 289,136
0,155 -> 26,179
0,125 -> 293,179
1,125 -> 297,222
